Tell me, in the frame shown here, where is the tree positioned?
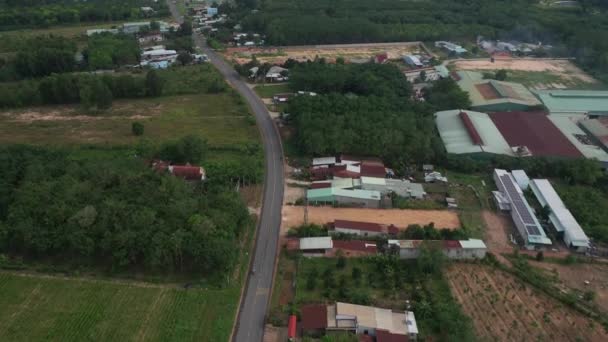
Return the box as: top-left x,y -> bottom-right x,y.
159,135 -> 208,164
150,21 -> 161,31
80,77 -> 112,110
178,21 -> 193,36
351,266 -> 361,284
177,51 -> 193,66
535,251 -> 544,261
132,122 -> 144,136
145,70 -> 164,97
336,254 -> 346,269
417,242 -> 444,274
495,69 -> 508,81
419,70 -> 427,82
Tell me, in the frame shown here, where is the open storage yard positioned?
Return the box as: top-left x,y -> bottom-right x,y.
281,206 -> 460,231
224,42 -> 426,65
450,58 -> 599,89
0,272 -> 239,341
447,264 -> 608,342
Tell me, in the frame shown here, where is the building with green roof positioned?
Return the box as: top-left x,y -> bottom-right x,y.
534,90 -> 608,115
455,71 -> 542,112
307,188 -> 381,208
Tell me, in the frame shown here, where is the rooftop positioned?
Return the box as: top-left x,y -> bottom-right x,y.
334,219 -> 384,232
300,236 -> 333,250
489,111 -> 582,158
301,305 -> 328,330
494,169 -> 551,245
332,302 -> 416,336
530,179 -> 589,246
580,118 -> 608,151
455,71 -> 541,110
547,115 -> 608,162
434,110 -> 513,155
332,240 -> 378,254
534,89 -> 608,114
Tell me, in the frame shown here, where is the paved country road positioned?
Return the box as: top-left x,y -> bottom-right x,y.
166,2 -> 285,342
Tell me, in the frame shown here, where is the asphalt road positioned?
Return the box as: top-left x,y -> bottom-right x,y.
167,2 -> 285,341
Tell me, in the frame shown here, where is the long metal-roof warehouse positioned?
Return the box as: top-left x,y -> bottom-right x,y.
454,71 -> 542,112
534,90 -> 608,115
493,169 -> 551,248
529,179 -> 590,252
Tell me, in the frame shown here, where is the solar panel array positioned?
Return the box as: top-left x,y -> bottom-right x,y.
499,174 -> 542,236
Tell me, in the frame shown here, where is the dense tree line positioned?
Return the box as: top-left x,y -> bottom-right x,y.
83,33 -> 140,70
556,185 -> 608,244
13,36 -> 78,79
0,70 -> 167,109
0,145 -> 251,275
285,62 -> 466,165
238,0 -> 608,82
0,0 -> 168,29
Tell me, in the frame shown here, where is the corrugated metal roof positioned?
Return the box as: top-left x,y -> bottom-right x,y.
547,114 -> 608,162
535,90 -> 608,114
459,239 -> 487,249
361,176 -> 386,185
530,179 -> 589,245
300,236 -> 333,250
334,188 -> 381,200
456,71 -> 541,110
434,110 -> 514,155
313,156 -> 336,166
307,187 -> 333,199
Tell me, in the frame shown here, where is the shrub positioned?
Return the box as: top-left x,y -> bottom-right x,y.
131,122 -> 144,136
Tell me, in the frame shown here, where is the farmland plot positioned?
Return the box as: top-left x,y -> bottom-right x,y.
0,272 -> 239,342
446,264 -> 608,342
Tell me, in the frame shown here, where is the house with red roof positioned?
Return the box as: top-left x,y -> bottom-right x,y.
331,219 -> 399,237
152,160 -> 206,182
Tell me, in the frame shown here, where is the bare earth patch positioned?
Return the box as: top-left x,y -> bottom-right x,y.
450,58 -> 597,84
224,42 -> 425,65
1,102 -> 163,123
447,264 -> 608,342
528,261 -> 608,314
281,205 -> 460,235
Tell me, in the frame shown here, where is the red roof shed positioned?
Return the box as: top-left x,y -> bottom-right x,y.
301,305 -> 327,331
288,315 -> 297,340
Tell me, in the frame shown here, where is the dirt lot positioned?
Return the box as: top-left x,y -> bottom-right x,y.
447,264 -> 608,342
450,58 -> 598,88
281,206 -> 460,233
529,261 -> 608,314
224,42 -> 425,65
482,210 -> 517,254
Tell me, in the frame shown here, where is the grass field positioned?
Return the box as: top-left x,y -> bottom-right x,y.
446,171 -> 494,238
254,84 -> 291,98
0,94 -> 258,148
0,272 -> 239,341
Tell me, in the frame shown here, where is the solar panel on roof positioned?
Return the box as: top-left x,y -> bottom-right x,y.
500,174 -> 541,230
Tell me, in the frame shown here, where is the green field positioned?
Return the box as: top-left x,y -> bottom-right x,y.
253,84 -> 291,98
0,94 -> 258,148
0,272 -> 239,341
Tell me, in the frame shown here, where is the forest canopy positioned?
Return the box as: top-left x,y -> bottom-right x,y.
285,62 -> 467,165
240,0 -> 608,82
0,145 -> 251,275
